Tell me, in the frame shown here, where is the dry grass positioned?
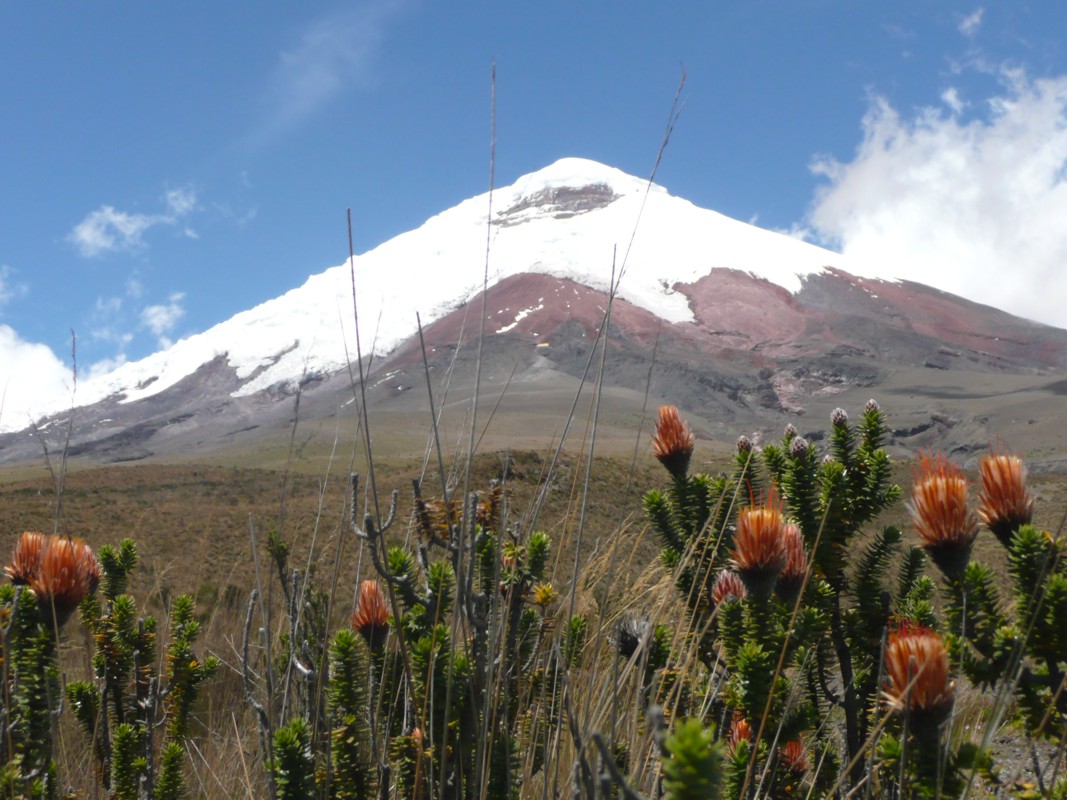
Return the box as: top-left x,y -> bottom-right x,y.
4,432 -> 1067,796
0,451 -> 681,797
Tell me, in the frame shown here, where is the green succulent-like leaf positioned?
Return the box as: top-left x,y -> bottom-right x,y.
896,575 -> 938,630
110,723 -> 148,800
897,546 -> 927,601
152,741 -> 186,800
526,530 -> 551,579
425,560 -> 455,622
853,526 -> 901,645
98,538 -> 138,600
661,719 -> 724,800
328,629 -> 374,800
644,488 -> 683,556
273,719 -> 315,800
562,614 -> 587,669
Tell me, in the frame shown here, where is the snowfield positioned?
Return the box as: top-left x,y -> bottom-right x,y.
9,158 -> 843,432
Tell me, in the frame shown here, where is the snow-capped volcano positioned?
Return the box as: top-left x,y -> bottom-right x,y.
27,158 -> 841,426
8,157 -> 1067,466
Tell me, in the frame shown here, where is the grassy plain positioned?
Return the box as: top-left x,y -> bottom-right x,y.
4,428 -> 1067,797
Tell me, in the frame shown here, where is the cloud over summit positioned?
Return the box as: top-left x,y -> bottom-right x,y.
806,68 -> 1067,330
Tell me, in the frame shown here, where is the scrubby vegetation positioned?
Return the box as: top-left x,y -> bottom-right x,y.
3,401 -> 1067,798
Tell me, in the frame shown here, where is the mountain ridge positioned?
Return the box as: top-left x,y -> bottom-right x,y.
5,158 -> 1067,470
15,157 -> 844,430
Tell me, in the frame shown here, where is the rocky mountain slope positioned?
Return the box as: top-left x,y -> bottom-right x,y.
4,158 -> 1067,469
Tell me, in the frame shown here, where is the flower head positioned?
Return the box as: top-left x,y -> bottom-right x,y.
883,623 -> 954,720
731,488 -> 788,596
711,570 -> 747,606
727,713 -> 751,754
352,580 -> 390,650
27,535 -> 101,627
780,738 -> 808,774
651,405 -> 695,479
6,531 -> 48,585
776,523 -> 809,599
977,451 -> 1034,547
908,452 -> 978,580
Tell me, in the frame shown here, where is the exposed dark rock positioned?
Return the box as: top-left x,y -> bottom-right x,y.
5,265 -> 1067,469
495,183 -> 620,225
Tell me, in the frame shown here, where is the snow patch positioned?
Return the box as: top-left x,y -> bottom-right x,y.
496,303 -> 545,334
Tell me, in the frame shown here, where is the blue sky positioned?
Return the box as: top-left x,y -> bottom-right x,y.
3,2 -> 1067,417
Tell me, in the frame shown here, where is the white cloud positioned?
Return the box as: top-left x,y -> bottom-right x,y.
959,8 -> 984,38
0,265 -> 27,308
165,187 -> 197,216
85,354 -> 128,381
805,69 -> 1067,330
941,87 -> 966,115
0,325 -> 72,432
69,206 -> 158,257
125,275 -> 145,299
68,186 -> 199,258
95,296 -> 122,315
251,1 -> 408,146
140,292 -> 186,348
88,296 -> 133,353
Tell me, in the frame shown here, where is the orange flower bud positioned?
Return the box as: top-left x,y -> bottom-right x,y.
352,580 -> 389,650
22,535 -> 101,627
780,738 -> 808,773
883,623 -> 954,720
908,452 -> 977,579
5,531 -> 47,585
731,488 -> 787,596
977,451 -> 1034,547
651,405 -> 694,478
776,523 -> 808,599
727,713 -> 751,754
711,570 -> 747,606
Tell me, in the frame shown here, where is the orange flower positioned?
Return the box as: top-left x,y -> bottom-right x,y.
27,535 -> 101,626
651,405 -> 695,478
908,452 -> 977,579
352,580 -> 389,650
731,488 -> 787,596
727,713 -> 751,754
978,451 -> 1034,547
6,531 -> 48,585
776,523 -> 809,599
711,570 -> 747,606
780,738 -> 808,773
883,623 -> 954,719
